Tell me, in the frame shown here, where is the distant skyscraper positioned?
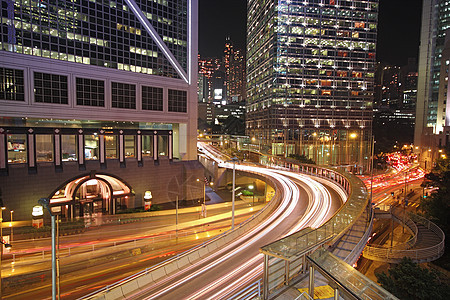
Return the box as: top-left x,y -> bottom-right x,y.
246,0 -> 378,171
229,49 -> 246,102
223,39 -> 246,103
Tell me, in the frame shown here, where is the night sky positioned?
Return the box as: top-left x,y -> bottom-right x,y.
199,0 -> 423,66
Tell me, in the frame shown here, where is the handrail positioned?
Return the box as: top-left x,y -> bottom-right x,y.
363,211 -> 445,263
260,161 -> 370,260
344,204 -> 374,263
373,207 -> 418,250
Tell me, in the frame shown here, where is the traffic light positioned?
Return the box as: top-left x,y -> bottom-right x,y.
391,192 -> 394,197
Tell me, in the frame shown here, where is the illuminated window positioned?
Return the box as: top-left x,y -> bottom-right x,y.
7,134 -> 26,164
142,135 -> 153,157
85,135 -> 99,160
125,136 -> 135,158
36,135 -> 53,162
105,136 -> 118,159
62,135 -> 77,162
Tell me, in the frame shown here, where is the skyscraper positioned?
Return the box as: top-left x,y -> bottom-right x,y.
0,0 -> 200,220
415,0 -> 450,162
246,0 -> 378,171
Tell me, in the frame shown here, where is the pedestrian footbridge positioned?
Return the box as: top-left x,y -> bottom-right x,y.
260,163 -> 399,300
362,207 -> 445,264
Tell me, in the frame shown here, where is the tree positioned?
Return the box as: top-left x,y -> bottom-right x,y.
420,156 -> 450,236
376,257 -> 450,300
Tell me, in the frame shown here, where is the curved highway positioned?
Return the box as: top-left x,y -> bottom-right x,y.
125,144 -> 346,299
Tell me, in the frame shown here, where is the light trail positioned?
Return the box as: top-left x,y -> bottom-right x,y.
132,143 -> 345,299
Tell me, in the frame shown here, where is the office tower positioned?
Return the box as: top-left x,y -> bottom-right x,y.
246,0 -> 378,172
415,0 -> 450,170
229,49 -> 246,102
0,0 -> 200,220
416,0 -> 450,163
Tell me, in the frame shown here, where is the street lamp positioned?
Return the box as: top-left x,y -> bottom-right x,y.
0,239 -> 12,299
227,157 -> 239,229
9,210 -> 13,243
197,178 -> 207,218
248,184 -> 255,206
38,198 -> 57,300
349,132 -> 357,172
370,136 -> 375,202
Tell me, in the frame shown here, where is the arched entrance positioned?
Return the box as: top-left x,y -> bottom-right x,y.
49,174 -> 134,219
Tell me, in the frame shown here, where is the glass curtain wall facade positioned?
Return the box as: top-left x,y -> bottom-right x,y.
0,0 -> 188,78
415,0 -> 450,146
246,0 -> 378,171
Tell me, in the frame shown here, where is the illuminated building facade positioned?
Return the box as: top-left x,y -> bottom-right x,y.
246,0 -> 378,171
415,0 -> 450,151
415,0 -> 450,170
0,0 -> 201,220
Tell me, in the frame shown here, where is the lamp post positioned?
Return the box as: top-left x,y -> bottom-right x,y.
370,136 -> 375,203
228,157 -> 239,229
0,206 -> 7,299
9,211 -> 13,243
197,179 -> 207,218
0,240 -> 12,299
248,184 -> 255,206
349,133 -> 357,173
403,170 -> 408,233
38,198 -> 56,300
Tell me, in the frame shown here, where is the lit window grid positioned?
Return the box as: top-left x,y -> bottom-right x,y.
34,72 -> 68,104
0,67 -> 25,101
0,0 -> 188,78
76,77 -> 105,107
168,89 -> 187,112
142,86 -> 163,111
246,0 -> 377,128
111,82 -> 136,109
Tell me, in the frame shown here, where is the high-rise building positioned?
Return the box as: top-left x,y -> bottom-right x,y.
415,0 -> 450,168
229,49 -> 246,102
246,0 -> 378,171
0,0 -> 200,220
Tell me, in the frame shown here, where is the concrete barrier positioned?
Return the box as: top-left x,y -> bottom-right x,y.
164,261 -> 178,275
136,274 -> 153,289
150,267 -> 166,282
103,288 -> 124,300
121,280 -> 140,297
176,256 -> 191,269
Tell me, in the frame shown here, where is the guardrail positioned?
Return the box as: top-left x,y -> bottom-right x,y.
260,162 -> 370,299
373,207 -> 418,250
363,209 -> 445,263
80,169 -> 282,300
343,204 -> 374,264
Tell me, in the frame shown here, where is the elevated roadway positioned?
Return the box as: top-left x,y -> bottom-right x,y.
83,144 -> 348,299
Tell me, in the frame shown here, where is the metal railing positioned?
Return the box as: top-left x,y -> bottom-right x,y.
260,163 -> 372,298
363,210 -> 445,263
